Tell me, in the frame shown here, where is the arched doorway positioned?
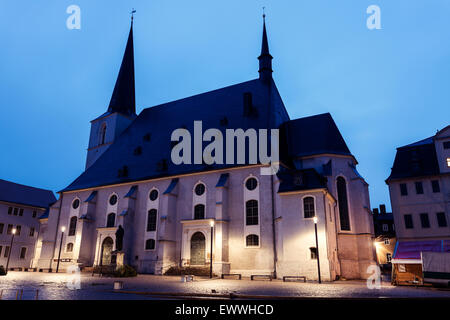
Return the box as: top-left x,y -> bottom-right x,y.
190,232 -> 205,265
101,237 -> 114,265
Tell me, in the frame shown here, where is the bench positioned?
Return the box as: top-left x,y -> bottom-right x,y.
8,267 -> 23,271
24,268 -> 37,272
39,268 -> 52,273
251,275 -> 272,281
92,265 -> 116,277
221,273 -> 242,280
283,276 -> 306,283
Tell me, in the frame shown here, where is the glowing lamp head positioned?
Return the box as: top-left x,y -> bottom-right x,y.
210,220 -> 215,227
12,228 -> 16,235
313,217 -> 318,224
61,226 -> 66,232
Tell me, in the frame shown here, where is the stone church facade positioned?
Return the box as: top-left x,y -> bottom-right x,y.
33,18 -> 376,280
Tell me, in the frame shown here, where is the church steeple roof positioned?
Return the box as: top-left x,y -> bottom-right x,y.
108,21 -> 136,116
258,14 -> 273,83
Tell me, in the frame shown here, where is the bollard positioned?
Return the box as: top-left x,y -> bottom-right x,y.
0,289 -> 2,300
35,289 -> 39,300
15,290 -> 19,300
113,281 -> 123,290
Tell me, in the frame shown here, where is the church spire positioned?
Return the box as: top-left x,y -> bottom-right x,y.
108,19 -> 136,116
258,13 -> 273,83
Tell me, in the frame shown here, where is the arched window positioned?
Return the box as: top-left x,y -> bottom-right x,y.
303,197 -> 315,218
336,177 -> 350,231
68,216 -> 77,236
246,234 -> 259,247
147,209 -> 157,232
100,123 -> 107,145
194,204 -> 205,220
246,200 -> 259,225
66,243 -> 74,252
145,239 -> 155,250
106,213 -> 116,228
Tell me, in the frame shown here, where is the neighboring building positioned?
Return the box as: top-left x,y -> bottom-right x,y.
386,126 -> 450,242
0,179 -> 56,270
33,18 -> 376,280
372,204 -> 396,267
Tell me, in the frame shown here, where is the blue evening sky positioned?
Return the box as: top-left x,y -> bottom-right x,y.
1,1 -> 449,210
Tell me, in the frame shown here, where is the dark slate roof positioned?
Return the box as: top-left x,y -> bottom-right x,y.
280,113 -> 352,159
0,179 -> 56,208
108,23 -> 136,116
277,168 -> 328,193
62,78 -> 289,192
387,137 -> 440,181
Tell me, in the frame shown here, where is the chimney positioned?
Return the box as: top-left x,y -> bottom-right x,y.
373,208 -> 379,215
380,204 -> 386,214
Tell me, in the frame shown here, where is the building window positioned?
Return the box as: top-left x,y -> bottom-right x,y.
149,189 -> 158,201
447,158 -> 450,168
245,200 -> 259,225
100,123 -> 107,145
386,253 -> 392,263
444,141 -> 450,149
7,224 -> 13,235
245,178 -> 258,191
4,246 -> 10,258
69,216 -> 77,236
16,225 -> 21,236
431,180 -> 440,193
194,204 -> 205,220
382,224 -> 388,232
246,234 -> 259,247
19,247 -> 26,259
336,177 -> 350,231
106,213 -> 116,228
420,213 -> 430,228
19,208 -> 23,216
0,223 -> 3,234
0,246 -> 2,256
145,239 -> 155,250
436,212 -> 447,227
195,183 -> 206,196
310,247 -> 318,260
404,214 -> 414,229
29,227 -> 35,237
415,182 -> 423,194
147,209 -> 157,231
8,207 -> 12,215
398,264 -> 406,272
109,194 -> 118,206
32,210 -> 37,218
399,183 -> 408,196
384,238 -> 390,245
303,197 -> 315,218
72,199 -> 80,209
66,243 -> 74,252
13,208 -> 18,216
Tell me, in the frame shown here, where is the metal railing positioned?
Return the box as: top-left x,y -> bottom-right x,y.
0,289 -> 40,300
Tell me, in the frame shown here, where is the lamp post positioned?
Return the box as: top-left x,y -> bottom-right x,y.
56,226 -> 66,273
313,217 -> 321,284
209,220 -> 214,279
5,228 -> 16,275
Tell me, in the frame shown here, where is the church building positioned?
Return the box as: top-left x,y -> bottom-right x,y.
33,17 -> 376,280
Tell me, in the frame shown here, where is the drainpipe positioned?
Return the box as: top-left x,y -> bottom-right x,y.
333,202 -> 343,278
50,192 -> 64,270
270,172 -> 278,279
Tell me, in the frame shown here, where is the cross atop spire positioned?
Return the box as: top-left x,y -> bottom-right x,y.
107,22 -> 136,116
131,8 -> 136,22
258,11 -> 273,83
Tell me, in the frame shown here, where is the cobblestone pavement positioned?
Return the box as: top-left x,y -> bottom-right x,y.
0,272 -> 449,300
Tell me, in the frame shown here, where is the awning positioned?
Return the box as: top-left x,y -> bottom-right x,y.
163,178 -> 179,194
392,240 -> 450,264
124,185 -> 138,198
84,191 -> 97,203
215,173 -> 229,188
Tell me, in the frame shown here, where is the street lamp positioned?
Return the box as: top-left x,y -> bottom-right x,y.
5,228 -> 16,275
56,226 -> 66,273
313,217 -> 321,284
209,220 -> 214,279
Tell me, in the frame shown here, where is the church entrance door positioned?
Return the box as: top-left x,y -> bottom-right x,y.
101,237 -> 114,265
190,232 -> 205,265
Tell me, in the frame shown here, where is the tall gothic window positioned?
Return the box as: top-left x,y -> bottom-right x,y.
106,213 -> 116,228
336,177 -> 350,231
100,123 -> 107,145
194,204 -> 205,220
246,200 -> 259,225
303,197 -> 315,218
69,216 -> 77,236
147,209 -> 157,232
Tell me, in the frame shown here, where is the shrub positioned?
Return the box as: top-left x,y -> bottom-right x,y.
114,264 -> 137,278
164,266 -> 213,277
0,265 -> 6,276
